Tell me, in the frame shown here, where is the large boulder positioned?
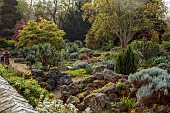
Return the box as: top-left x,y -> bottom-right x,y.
83,93 -> 111,112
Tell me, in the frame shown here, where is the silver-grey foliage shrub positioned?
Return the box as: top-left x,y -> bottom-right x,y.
128,67 -> 170,105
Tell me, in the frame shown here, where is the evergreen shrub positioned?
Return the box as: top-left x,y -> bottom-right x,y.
114,46 -> 138,75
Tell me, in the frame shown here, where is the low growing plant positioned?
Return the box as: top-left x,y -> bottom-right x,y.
120,96 -> 135,109
128,67 -> 170,105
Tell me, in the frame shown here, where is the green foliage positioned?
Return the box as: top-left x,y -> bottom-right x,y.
0,0 -> 21,38
116,82 -> 125,89
114,46 -> 138,74
79,54 -> 88,60
0,64 -> 50,108
70,52 -> 79,59
131,41 -> 160,60
33,43 -> 58,66
78,82 -> 87,89
82,0 -> 166,48
120,97 -> 135,109
161,41 -> 170,52
64,42 -> 79,53
152,56 -> 169,66
85,65 -> 93,75
68,69 -> 87,77
157,63 -> 170,73
72,62 -> 91,70
128,67 -> 170,105
59,0 -> 91,42
17,19 -> 65,49
0,39 -> 17,48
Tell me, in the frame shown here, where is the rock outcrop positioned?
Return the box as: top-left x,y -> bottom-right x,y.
0,76 -> 37,113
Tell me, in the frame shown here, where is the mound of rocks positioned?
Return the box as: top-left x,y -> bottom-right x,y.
31,68 -> 72,91
60,68 -> 131,112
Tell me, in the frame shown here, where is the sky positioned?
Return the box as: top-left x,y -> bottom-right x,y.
164,0 -> 170,13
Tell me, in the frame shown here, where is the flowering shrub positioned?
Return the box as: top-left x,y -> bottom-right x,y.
36,98 -> 92,113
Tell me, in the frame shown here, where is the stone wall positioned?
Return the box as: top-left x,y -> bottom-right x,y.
0,76 -> 38,113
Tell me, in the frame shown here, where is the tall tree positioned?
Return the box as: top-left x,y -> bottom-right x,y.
59,0 -> 91,41
17,0 -> 29,22
82,0 -> 166,48
0,0 -> 21,38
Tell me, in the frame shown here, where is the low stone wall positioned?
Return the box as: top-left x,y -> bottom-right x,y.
0,76 -> 38,113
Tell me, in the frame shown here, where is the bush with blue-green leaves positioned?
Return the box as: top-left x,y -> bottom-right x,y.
128,67 -> 170,105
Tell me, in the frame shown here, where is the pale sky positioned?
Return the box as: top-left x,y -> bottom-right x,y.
164,0 -> 170,11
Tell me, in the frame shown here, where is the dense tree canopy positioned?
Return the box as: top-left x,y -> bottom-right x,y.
16,19 -> 65,49
82,0 -> 167,48
59,0 -> 91,41
0,0 -> 21,38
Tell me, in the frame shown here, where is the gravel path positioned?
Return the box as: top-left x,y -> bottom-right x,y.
9,59 -> 31,74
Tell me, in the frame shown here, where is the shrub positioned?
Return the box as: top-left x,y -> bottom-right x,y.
114,46 -> 138,75
85,65 -> 93,75
79,54 -> 88,60
68,69 -> 87,77
120,97 -> 135,109
72,62 -> 91,70
79,48 -> 93,57
161,41 -> 170,52
131,41 -> 160,60
128,67 -> 170,105
0,64 -> 50,108
70,52 -> 79,59
35,99 -> 92,113
157,63 -> 170,73
152,56 -> 169,66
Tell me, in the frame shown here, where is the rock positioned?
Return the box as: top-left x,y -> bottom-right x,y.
93,65 -> 106,74
93,72 -> 104,80
149,108 -> 158,113
115,102 -> 128,112
133,106 -> 150,113
46,78 -> 56,90
99,82 -> 117,96
93,80 -> 105,88
60,91 -> 71,102
67,83 -> 80,95
58,73 -> 72,86
76,91 -> 90,102
0,76 -> 38,113
66,96 -> 80,104
108,93 -> 118,102
76,103 -> 86,111
83,83 -> 95,91
83,93 -> 111,111
83,76 -> 95,84
103,69 -> 119,83
157,105 -> 170,113
31,69 -> 44,77
110,108 -> 121,113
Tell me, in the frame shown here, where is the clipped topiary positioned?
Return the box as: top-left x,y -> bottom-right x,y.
114,45 -> 138,75
128,67 -> 170,105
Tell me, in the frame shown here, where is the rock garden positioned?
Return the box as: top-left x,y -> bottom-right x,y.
0,0 -> 170,113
